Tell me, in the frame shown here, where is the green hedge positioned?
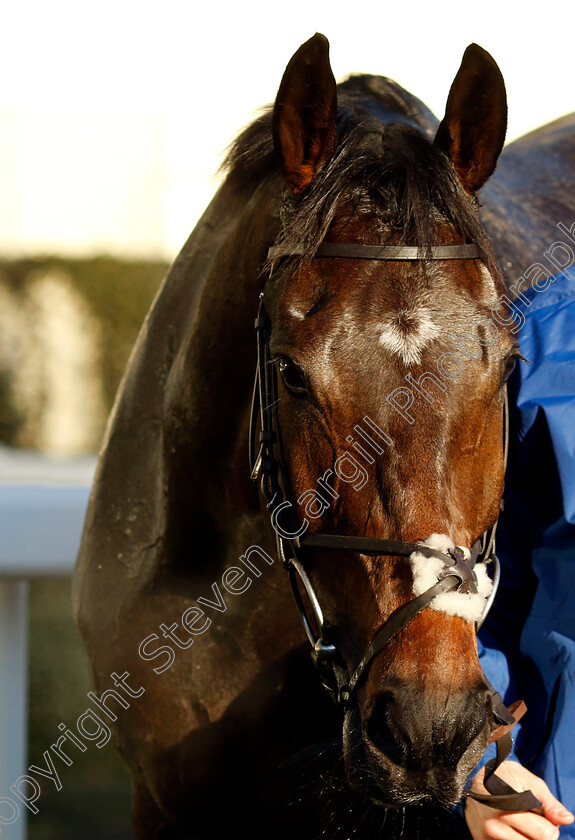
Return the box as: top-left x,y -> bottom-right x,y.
0,255 -> 167,451
0,255 -> 168,837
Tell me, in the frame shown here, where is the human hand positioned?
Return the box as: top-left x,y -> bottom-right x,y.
465,761 -> 574,839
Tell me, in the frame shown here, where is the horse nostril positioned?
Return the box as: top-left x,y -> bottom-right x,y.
365,693 -> 411,768
365,686 -> 491,772
444,694 -> 489,770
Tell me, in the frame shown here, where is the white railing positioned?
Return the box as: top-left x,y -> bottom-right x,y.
0,449 -> 95,840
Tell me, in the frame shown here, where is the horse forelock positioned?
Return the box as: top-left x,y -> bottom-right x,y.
275,122 -> 498,274
222,76 -> 502,286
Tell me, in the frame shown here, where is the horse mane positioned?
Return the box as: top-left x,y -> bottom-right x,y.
222,74 -> 501,280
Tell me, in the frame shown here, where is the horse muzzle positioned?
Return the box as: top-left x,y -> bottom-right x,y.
343,679 -> 493,808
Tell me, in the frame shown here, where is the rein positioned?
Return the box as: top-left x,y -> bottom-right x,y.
250,240 -> 539,812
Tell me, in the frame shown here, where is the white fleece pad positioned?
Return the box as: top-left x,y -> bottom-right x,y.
409,533 -> 493,622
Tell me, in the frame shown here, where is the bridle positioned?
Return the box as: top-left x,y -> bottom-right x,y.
249,240 -> 538,811
251,241 -> 501,702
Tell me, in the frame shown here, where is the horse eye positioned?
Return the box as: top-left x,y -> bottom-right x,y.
276,357 -> 308,394
501,353 -> 519,383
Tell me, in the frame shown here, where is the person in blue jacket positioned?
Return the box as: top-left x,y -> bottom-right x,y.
465,266 -> 575,838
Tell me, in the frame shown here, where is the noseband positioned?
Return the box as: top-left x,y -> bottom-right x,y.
250,241 -> 538,811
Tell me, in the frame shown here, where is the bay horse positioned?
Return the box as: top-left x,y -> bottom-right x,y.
74,34 -> 575,839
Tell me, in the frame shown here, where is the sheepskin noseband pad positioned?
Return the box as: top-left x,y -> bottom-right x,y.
410,533 -> 493,622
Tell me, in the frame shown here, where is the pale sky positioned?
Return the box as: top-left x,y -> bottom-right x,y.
1,0 -> 573,259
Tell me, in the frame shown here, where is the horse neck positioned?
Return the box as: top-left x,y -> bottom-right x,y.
480,112 -> 575,288
161,177 -> 282,572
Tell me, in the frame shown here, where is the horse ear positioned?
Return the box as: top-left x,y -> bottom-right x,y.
273,33 -> 338,194
435,44 -> 507,193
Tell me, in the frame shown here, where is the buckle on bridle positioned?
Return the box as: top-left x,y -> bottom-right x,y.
440,546 -> 479,594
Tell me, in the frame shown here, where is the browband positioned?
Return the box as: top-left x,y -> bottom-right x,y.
268,243 -> 483,261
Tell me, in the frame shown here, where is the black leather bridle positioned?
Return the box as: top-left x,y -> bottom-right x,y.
250,240 -> 538,811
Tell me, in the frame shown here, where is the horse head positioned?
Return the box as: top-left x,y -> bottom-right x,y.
256,34 -> 517,809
